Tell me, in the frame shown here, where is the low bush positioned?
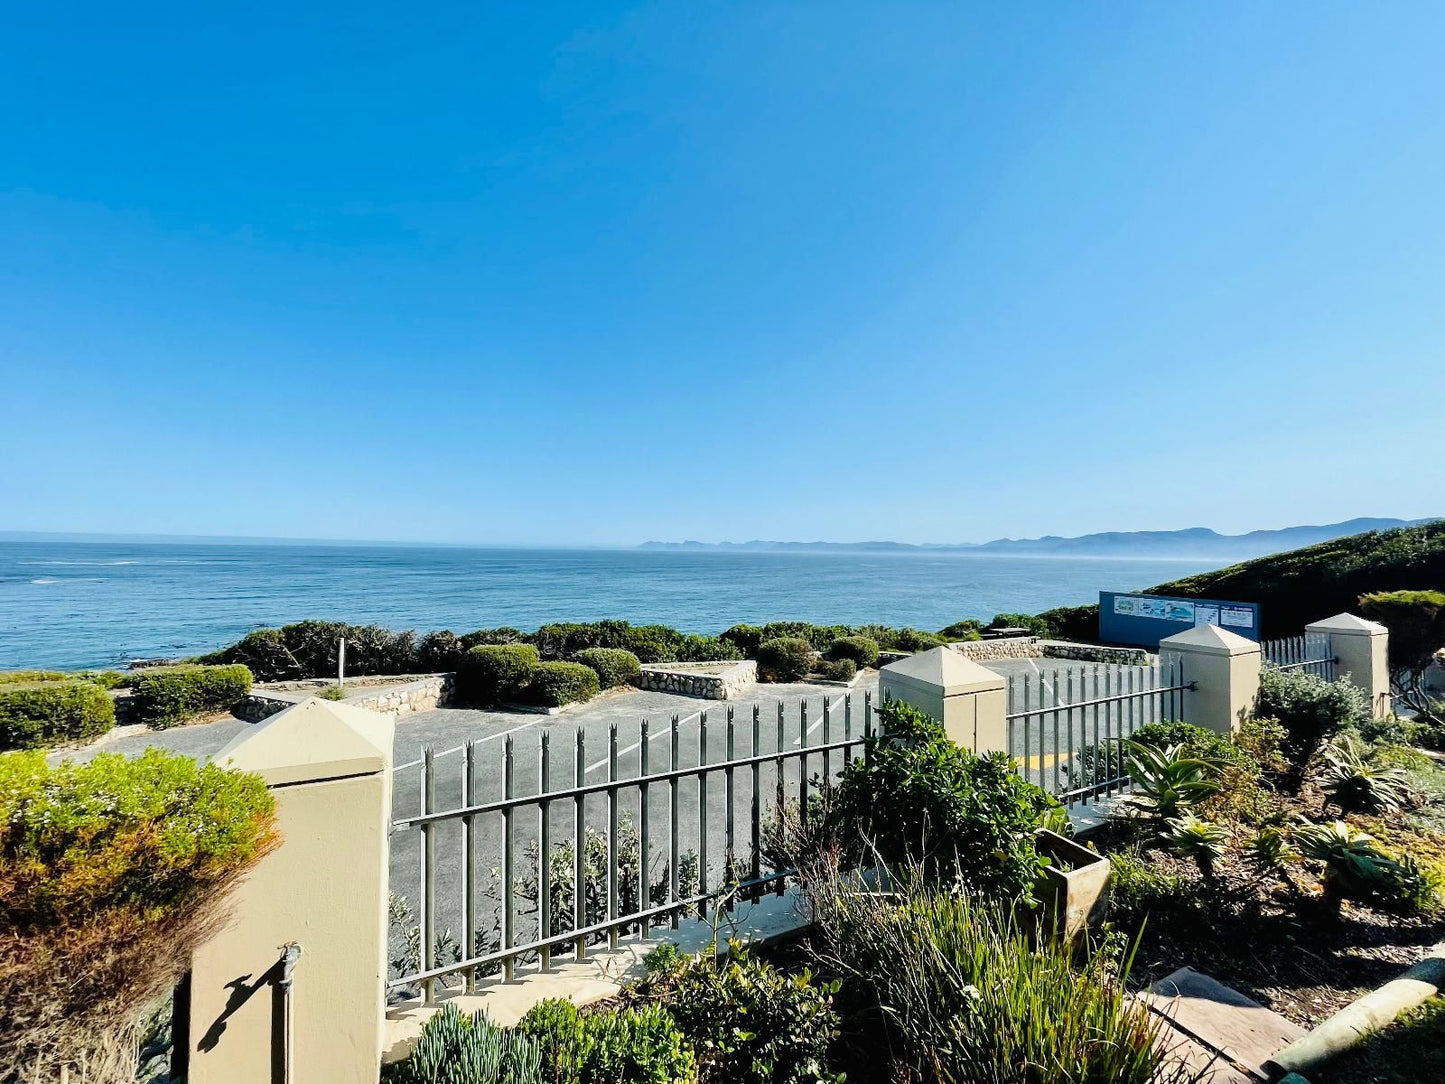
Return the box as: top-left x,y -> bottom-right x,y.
809,869 -> 1187,1084
458,627 -> 528,649
642,940 -> 840,1084
760,622 -> 849,653
1034,603 -> 1098,642
936,619 -> 984,641
416,630 -> 467,672
673,634 -> 743,662
1106,846 -> 1208,933
0,680 -> 115,750
987,612 -> 1052,638
1258,667 -> 1370,790
1121,741 -> 1223,822
0,669 -> 129,689
573,648 -> 643,690
0,749 -> 277,1080
827,635 -> 878,668
719,624 -> 764,657
530,661 -> 601,707
1320,736 -> 1413,813
459,644 -> 540,706
1292,820 -> 1438,914
818,658 -> 856,682
200,620 -> 419,680
1359,589 -> 1445,713
128,664 -> 253,729
881,627 -> 946,652
756,637 -> 815,683
829,700 -> 1060,901
518,998 -> 695,1084
384,1003 -> 543,1084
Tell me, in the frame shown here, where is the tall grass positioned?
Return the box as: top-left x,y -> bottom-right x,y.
806,860 -> 1195,1084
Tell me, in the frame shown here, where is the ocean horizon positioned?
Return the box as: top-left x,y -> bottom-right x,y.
0,539 -> 1227,670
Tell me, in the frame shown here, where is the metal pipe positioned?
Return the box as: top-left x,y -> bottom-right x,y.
271,943 -> 302,1084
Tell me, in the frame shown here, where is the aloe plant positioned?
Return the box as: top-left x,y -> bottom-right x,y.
1321,736 -> 1413,813
1122,740 -> 1222,821
1293,820 -> 1404,902
1244,826 -> 1296,880
1162,814 -> 1229,882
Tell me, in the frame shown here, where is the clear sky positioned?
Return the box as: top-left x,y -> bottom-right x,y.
3,3 -> 1442,546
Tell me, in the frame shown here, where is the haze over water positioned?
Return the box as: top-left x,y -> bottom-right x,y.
0,540 -> 1228,670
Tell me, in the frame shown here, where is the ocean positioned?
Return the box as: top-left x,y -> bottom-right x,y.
0,540 -> 1227,670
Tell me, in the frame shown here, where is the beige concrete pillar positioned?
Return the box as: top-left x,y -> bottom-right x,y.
1158,625 -> 1261,737
879,646 -> 1008,753
185,698 -> 395,1084
1306,613 -> 1392,719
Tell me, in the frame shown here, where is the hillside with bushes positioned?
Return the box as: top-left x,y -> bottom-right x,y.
1039,519 -> 1445,640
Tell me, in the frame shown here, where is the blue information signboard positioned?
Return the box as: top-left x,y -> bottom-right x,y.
1098,591 -> 1260,649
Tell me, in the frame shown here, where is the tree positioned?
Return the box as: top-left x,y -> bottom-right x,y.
1358,589 -> 1445,714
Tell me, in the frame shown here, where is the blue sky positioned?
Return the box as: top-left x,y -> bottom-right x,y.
3,3 -> 1442,546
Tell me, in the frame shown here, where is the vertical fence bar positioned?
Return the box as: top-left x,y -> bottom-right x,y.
420,748 -> 435,1003
607,723 -> 619,951
844,693 -> 853,766
698,711 -> 709,921
1051,668 -> 1062,796
1022,674 -> 1031,785
725,707 -> 736,906
863,690 -> 873,767
750,705 -> 762,888
1065,668 -> 1075,803
540,731 -> 552,968
573,729 -> 585,962
502,736 -> 515,982
1094,667 -> 1104,800
775,701 -> 785,895
638,721 -> 650,940
822,695 -> 832,781
798,698 -> 810,823
669,715 -> 680,928
463,740 -> 477,993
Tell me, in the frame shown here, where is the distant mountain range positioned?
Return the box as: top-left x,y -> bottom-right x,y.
638,518 -> 1439,561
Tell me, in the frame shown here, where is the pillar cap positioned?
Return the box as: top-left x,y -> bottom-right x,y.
215,697 -> 395,787
1306,612 -> 1387,637
1159,624 -> 1260,657
880,645 -> 1004,696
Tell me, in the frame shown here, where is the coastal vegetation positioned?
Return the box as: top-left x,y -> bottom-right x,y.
1038,519 -> 1445,641
0,749 -> 277,1082
0,678 -> 115,750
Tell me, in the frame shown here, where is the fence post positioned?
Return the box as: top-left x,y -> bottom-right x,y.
1158,625 -> 1260,737
878,646 -> 1007,753
1305,613 -> 1392,719
183,697 -> 394,1084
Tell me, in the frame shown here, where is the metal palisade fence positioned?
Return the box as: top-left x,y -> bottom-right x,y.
1262,632 -> 1338,679
388,691 -> 873,1004
1005,658 -> 1191,807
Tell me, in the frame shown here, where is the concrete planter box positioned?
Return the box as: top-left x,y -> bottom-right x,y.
1033,829 -> 1111,941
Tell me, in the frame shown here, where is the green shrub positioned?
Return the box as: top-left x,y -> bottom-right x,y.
0,670 -> 129,690
646,941 -> 840,1084
518,998 -> 695,1084
830,700 -> 1059,901
530,662 -> 600,707
459,644 -> 540,706
1130,720 -> 1245,767
459,627 -> 528,649
818,658 -> 856,682
128,665 -> 253,729
1321,735 -> 1413,813
1292,820 -> 1436,912
0,749 -> 277,1077
887,627 -> 946,652
760,622 -> 848,653
316,684 -> 347,701
532,620 -> 634,661
674,635 -> 743,662
200,620 -> 419,680
622,625 -> 688,664
416,630 -> 467,672
1359,589 -> 1445,713
0,678 -> 116,751
1106,846 -> 1207,933
573,648 -> 643,690
827,635 -> 878,668
719,624 -> 764,657
1035,604 -> 1097,642
936,619 -> 984,641
384,1002 -> 543,1084
987,612 -> 1052,638
756,638 -> 814,683
1163,814 -> 1229,881
0,681 -> 115,750
1121,741 -> 1223,822
809,870 -> 1185,1084
1257,667 -> 1370,790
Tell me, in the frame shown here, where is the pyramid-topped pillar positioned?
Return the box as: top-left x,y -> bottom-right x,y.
879,646 -> 1008,753
1159,624 -> 1261,736
1306,613 -> 1392,718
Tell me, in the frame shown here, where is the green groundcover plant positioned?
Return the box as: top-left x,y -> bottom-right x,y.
0,749 -> 277,1082
127,664 -> 253,729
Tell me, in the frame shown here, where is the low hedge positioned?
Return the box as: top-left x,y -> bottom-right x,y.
531,661 -> 601,707
756,637 -> 815,683
0,681 -> 115,751
459,644 -> 540,706
828,635 -> 879,668
573,648 -> 643,690
0,748 -> 277,1076
819,658 -> 857,682
0,669 -> 130,690
128,665 -> 253,729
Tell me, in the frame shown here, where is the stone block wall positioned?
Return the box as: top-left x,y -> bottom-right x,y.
949,637 -> 1043,661
239,674 -> 455,722
636,660 -> 758,700
947,637 -> 1151,667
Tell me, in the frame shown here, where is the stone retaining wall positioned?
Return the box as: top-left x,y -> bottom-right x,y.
239,674 -> 455,722
636,660 -> 758,700
947,637 -> 1151,667
949,637 -> 1043,661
